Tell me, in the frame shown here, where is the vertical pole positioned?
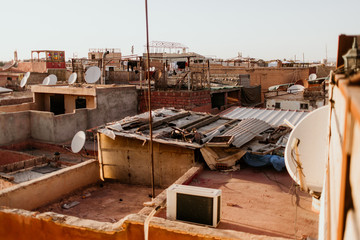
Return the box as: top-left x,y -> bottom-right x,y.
140,57 -> 143,89
326,44 -> 328,63
164,59 -> 168,89
101,59 -> 105,85
145,0 -> 155,199
303,53 -> 305,67
207,60 -> 210,89
72,59 -> 75,73
187,57 -> 191,90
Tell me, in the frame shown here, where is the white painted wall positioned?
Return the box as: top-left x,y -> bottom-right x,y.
266,98 -> 324,111
318,83 -> 360,239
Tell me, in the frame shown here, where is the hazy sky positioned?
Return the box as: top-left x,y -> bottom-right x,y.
1,0 -> 359,62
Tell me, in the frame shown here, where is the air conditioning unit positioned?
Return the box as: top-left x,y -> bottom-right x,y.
167,184 -> 221,227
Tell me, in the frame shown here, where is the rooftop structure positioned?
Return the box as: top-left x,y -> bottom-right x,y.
0,84 -> 137,145
145,41 -> 189,54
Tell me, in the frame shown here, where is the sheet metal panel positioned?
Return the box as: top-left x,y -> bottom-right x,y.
221,107 -> 309,126
221,118 -> 272,148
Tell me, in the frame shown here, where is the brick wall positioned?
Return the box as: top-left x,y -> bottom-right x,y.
138,90 -> 212,113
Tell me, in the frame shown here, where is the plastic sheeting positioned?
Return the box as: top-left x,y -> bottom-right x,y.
241,85 -> 261,106
242,152 -> 285,171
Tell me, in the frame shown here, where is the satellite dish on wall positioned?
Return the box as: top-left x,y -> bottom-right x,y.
24,72 -> 31,79
287,84 -> 305,93
42,77 -> 50,85
48,74 -> 57,85
68,72 -> 77,84
85,66 -> 101,83
309,73 -> 317,81
284,106 -> 329,193
71,131 -> 86,153
20,76 -> 28,88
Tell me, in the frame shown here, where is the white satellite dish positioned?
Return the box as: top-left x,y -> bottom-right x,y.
42,77 -> 50,85
284,106 -> 329,193
24,72 -> 31,79
48,74 -> 57,85
309,73 -> 317,81
71,131 -> 86,153
20,76 -> 28,88
287,84 -> 305,93
68,72 -> 77,84
85,66 -> 101,83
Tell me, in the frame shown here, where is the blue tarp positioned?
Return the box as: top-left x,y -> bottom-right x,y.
242,153 -> 285,171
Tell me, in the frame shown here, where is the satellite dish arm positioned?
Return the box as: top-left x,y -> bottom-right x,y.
292,138 -> 308,192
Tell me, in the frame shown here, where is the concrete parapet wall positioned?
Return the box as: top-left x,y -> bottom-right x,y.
0,97 -> 34,107
0,159 -> 99,210
88,86 -> 137,127
53,109 -> 88,142
0,209 -> 283,240
0,102 -> 34,113
30,110 -> 56,142
0,111 -> 31,145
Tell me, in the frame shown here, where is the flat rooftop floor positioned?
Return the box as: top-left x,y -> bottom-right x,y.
21,142 -> 96,165
37,182 -> 164,223
0,141 -> 97,189
157,167 -> 318,239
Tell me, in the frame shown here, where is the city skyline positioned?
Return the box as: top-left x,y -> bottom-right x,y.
1,0 -> 359,62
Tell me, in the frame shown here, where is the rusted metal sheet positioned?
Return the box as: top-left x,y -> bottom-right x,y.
221,118 -> 272,148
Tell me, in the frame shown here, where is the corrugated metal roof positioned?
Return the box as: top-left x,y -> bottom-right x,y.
220,107 -> 309,127
221,118 -> 272,147
100,108 -> 235,149
98,108 -> 290,149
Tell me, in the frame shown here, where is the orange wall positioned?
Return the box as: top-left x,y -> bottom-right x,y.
0,211 -> 205,240
0,210 -> 255,240
0,210 -> 126,240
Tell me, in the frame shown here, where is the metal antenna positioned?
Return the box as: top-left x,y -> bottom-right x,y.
145,0 -> 155,199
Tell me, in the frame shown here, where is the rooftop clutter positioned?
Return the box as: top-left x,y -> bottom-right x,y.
98,108 -> 301,171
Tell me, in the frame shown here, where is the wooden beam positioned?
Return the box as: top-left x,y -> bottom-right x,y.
185,116 -> 220,132
178,115 -> 212,130
137,111 -> 191,132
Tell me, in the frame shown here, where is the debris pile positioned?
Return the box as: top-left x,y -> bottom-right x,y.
98,108 -> 299,171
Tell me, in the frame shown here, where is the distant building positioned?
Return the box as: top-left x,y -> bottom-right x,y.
265,88 -> 326,111
88,48 -> 122,70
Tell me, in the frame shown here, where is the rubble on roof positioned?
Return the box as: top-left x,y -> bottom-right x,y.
98,108 -> 293,171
